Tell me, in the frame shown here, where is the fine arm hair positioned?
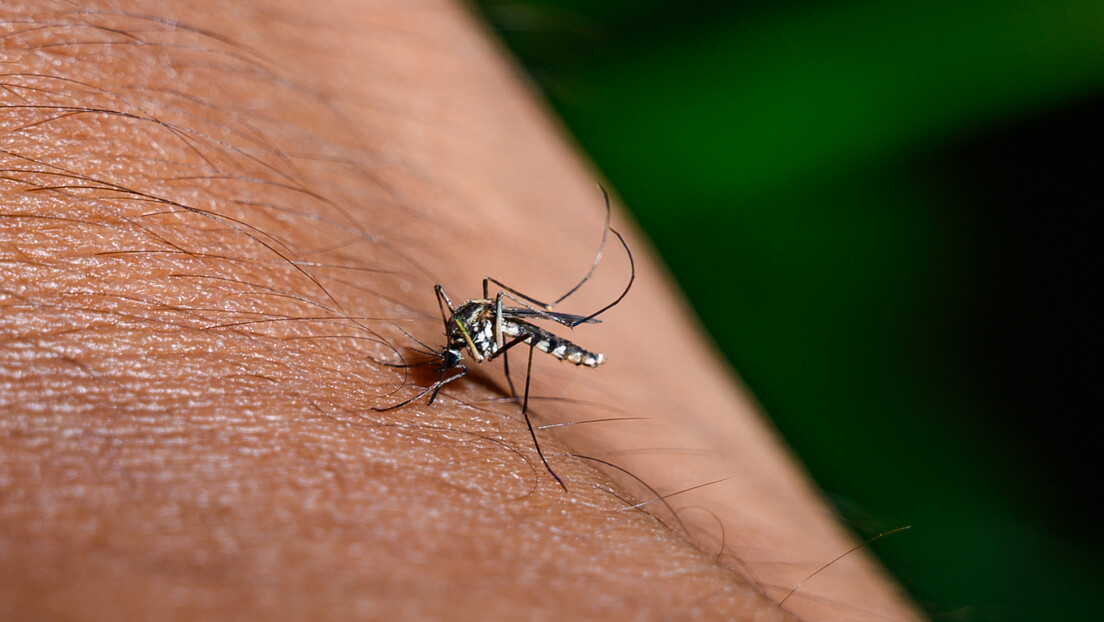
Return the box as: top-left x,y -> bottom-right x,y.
0,2 -> 924,621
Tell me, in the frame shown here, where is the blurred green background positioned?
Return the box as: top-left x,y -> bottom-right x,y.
470,1 -> 1101,620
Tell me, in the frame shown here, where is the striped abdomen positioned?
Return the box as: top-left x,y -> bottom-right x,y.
503,320 -> 605,367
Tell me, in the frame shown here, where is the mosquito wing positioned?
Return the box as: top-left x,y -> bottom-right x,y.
502,307 -> 602,325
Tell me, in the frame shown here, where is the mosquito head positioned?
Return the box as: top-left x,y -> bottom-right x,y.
440,346 -> 463,370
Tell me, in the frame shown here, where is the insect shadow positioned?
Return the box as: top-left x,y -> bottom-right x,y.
373,186 -> 634,490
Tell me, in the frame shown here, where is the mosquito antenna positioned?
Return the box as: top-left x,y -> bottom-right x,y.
779,525 -> 912,606
550,184 -> 613,307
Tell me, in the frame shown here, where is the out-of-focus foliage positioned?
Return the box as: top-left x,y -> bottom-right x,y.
472,1 -> 1103,620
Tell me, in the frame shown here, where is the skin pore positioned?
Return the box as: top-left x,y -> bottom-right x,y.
1,1 -> 923,620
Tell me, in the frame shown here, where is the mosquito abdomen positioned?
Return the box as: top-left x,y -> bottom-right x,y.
510,322 -> 605,367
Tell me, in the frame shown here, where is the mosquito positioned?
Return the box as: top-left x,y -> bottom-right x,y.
373,186 -> 634,490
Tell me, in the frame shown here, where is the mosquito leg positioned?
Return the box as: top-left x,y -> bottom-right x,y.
487,333 -> 532,362
367,357 -> 434,369
434,284 -> 455,326
494,292 -> 505,349
488,226 -> 633,328
569,227 -> 635,326
502,348 -> 517,399
485,192 -> 633,328
491,288 -> 589,328
485,278 -> 570,324
520,343 -> 567,491
494,292 -> 520,399
483,276 -> 555,311
427,365 -> 466,404
490,333 -> 535,401
371,366 -> 465,412
521,341 -> 534,417
482,185 -> 614,312
371,385 -> 434,412
486,332 -> 563,488
546,184 -> 612,308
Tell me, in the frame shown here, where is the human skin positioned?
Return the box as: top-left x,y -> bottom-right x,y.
1,1 -> 923,620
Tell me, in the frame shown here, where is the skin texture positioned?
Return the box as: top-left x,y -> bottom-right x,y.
1,1 -> 923,620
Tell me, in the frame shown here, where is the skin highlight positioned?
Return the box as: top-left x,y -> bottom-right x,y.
1,1 -> 923,620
